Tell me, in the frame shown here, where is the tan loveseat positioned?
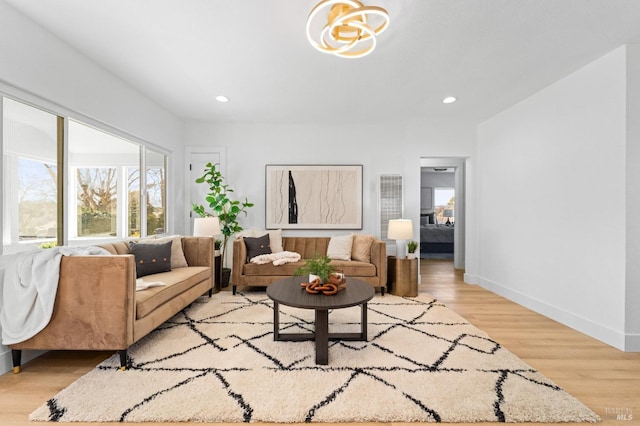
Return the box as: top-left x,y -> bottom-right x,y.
10,236 -> 213,372
231,236 -> 386,295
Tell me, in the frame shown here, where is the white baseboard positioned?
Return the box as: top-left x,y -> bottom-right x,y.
625,334 -> 640,351
463,272 -> 481,285
0,347 -> 46,375
476,276 -> 637,352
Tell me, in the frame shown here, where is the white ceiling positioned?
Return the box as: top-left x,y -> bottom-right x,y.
5,0 -> 640,125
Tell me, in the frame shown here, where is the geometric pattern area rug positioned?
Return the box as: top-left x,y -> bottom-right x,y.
30,291 -> 600,423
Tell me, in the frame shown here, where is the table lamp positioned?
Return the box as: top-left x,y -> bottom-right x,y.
387,219 -> 413,259
443,209 -> 454,225
193,216 -> 221,238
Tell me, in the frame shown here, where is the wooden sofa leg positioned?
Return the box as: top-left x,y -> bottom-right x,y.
208,288 -> 213,297
12,349 -> 21,374
232,285 -> 237,295
381,286 -> 385,296
118,350 -> 127,371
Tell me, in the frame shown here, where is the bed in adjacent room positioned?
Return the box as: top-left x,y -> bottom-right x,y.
420,213 -> 454,256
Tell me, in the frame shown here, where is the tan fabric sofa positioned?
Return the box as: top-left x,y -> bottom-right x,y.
231,236 -> 386,295
10,236 -> 213,372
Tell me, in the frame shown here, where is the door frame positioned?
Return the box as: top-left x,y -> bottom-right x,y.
184,146 -> 226,236
420,157 -> 466,270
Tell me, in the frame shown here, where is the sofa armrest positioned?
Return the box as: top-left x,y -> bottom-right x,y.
231,238 -> 247,284
10,255 -> 136,351
370,240 -> 387,287
181,236 -> 214,268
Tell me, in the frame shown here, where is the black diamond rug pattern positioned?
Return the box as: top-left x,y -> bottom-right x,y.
30,291 -> 599,423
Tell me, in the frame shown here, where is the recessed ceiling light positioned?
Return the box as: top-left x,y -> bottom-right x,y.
442,96 -> 457,104
216,95 -> 229,103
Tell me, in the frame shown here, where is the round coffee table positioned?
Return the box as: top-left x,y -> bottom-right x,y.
266,276 -> 375,365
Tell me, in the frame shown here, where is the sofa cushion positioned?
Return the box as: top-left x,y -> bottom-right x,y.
130,241 -> 172,278
237,229 -> 283,253
327,260 -> 376,277
244,234 -> 272,261
135,266 -> 211,319
140,235 -> 188,268
327,234 -> 353,260
351,233 -> 375,262
98,241 -> 131,255
242,259 -> 376,278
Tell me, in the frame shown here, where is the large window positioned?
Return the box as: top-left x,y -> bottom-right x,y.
2,98 -> 60,247
2,96 -> 167,253
68,120 -> 141,239
434,187 -> 455,225
146,149 -> 166,236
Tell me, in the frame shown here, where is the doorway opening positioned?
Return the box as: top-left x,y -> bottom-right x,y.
420,158 -> 465,270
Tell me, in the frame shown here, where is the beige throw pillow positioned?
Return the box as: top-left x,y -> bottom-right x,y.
327,234 -> 354,261
351,233 -> 375,262
140,235 -> 188,268
266,229 -> 283,253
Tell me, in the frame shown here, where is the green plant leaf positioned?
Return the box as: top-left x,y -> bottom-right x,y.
192,162 -> 253,266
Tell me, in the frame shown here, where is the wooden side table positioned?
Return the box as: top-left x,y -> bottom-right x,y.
387,256 -> 418,297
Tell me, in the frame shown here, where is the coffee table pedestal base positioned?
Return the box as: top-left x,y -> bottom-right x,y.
272,301 -> 369,365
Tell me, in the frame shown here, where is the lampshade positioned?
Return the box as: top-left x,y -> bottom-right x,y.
306,0 -> 390,59
387,219 -> 413,240
193,217 -> 221,237
443,210 -> 454,218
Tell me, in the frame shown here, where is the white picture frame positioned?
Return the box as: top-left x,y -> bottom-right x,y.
265,164 -> 363,229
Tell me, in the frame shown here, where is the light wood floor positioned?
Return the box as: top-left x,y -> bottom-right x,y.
1,259 -> 638,425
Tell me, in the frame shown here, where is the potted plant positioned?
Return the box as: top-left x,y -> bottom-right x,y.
193,162 -> 254,287
294,253 -> 335,284
407,240 -> 418,259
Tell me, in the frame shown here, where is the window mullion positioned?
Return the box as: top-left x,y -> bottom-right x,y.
140,145 -> 147,237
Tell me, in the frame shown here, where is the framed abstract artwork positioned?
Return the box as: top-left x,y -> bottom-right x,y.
265,164 -> 363,229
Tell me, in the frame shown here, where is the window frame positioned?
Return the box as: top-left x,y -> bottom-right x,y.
1,88 -> 170,253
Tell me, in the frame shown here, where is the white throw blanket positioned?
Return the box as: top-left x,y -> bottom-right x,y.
250,251 -> 301,266
136,278 -> 165,291
0,246 -> 110,345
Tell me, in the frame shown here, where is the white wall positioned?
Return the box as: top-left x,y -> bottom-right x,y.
475,46 -> 633,350
184,121 -> 475,246
421,171 -> 455,193
0,0 -> 187,235
625,44 -> 640,350
0,2 -> 185,373
0,2 -> 182,151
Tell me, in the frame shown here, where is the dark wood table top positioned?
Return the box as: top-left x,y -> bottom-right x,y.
266,276 -> 375,310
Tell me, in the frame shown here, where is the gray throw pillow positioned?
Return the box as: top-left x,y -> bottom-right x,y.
130,241 -> 172,278
244,234 -> 271,262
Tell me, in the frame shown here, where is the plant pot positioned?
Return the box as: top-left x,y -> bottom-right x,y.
309,273 -> 323,284
407,253 -> 416,260
220,267 -> 231,288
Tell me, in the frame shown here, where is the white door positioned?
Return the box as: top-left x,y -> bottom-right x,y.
185,148 -> 226,235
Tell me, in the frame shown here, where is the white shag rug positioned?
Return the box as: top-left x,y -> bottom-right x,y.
30,291 -> 600,423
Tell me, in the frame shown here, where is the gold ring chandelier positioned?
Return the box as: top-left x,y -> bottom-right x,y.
306,0 -> 390,59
